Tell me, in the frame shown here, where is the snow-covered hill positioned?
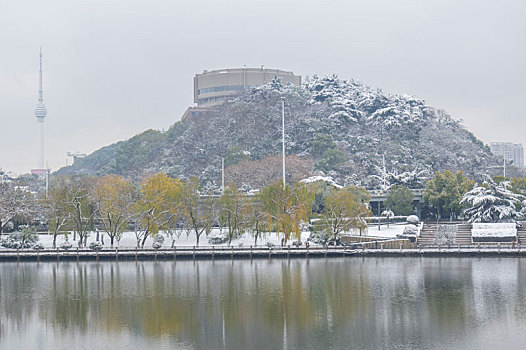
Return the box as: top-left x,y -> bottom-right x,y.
58,75 -> 495,187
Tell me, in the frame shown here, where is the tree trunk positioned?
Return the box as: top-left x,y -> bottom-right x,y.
53,232 -> 57,248
110,235 -> 114,248
141,232 -> 148,248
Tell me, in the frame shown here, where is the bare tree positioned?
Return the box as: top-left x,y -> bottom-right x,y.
181,177 -> 215,246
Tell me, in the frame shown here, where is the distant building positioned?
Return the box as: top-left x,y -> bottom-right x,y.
194,67 -> 301,107
180,67 -> 301,121
490,142 -> 524,168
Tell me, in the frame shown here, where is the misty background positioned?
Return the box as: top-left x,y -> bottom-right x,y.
1,0 -> 525,175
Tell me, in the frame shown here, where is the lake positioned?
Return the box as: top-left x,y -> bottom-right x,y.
1,258 -> 526,349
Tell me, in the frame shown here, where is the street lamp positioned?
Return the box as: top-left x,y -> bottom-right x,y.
281,97 -> 286,189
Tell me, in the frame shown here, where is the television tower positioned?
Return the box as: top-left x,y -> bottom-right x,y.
34,47 -> 47,170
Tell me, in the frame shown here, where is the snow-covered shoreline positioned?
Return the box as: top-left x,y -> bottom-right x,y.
0,224 -> 414,249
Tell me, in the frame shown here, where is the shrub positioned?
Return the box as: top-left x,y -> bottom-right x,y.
60,241 -> 73,250
402,226 -> 418,235
89,242 -> 103,251
406,215 -> 420,225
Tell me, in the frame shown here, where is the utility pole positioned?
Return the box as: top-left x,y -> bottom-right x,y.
221,157 -> 225,193
502,144 -> 508,180
382,154 -> 387,189
45,168 -> 49,198
281,97 -> 286,189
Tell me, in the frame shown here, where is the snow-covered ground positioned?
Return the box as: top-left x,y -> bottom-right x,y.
1,224 -> 416,249
472,223 -> 517,237
362,223 -> 419,239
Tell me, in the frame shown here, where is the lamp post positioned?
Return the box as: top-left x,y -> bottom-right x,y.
221,157 -> 225,194
281,97 -> 286,189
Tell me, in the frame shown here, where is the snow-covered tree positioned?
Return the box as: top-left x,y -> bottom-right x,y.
381,210 -> 394,228
371,165 -> 429,190
460,176 -> 525,223
0,182 -> 37,233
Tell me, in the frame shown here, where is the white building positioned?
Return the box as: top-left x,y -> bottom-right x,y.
490,142 -> 524,168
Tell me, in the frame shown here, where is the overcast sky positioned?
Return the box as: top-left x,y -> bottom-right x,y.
1,0 -> 525,175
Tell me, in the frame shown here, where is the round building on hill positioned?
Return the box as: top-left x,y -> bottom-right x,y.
194,67 -> 301,106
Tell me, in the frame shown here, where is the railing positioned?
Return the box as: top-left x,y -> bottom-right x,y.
1,242 -> 525,262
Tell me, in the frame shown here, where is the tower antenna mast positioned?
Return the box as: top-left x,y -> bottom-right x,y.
34,47 -> 47,170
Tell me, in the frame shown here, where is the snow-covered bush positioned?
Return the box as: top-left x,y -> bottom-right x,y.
89,242 -> 103,251
33,243 -> 44,250
152,235 -> 165,249
153,235 -> 165,245
308,231 -> 329,245
1,237 -> 21,249
0,229 -> 38,249
406,215 -> 420,225
60,241 -> 73,250
461,176 -> 525,223
402,226 -> 418,235
434,225 -> 457,245
208,233 -> 227,245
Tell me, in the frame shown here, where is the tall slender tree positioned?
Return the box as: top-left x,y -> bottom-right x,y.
181,177 -> 215,246
92,175 -> 138,247
319,187 -> 371,239
220,185 -> 249,245
259,181 -> 314,242
135,173 -> 182,248
424,170 -> 474,221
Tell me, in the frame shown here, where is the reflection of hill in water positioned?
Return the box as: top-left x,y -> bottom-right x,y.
1,259 -> 526,349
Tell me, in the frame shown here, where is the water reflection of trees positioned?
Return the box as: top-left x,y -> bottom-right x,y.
1,258 -> 526,349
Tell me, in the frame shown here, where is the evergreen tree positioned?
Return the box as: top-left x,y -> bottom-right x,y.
423,170 -> 474,220
385,185 -> 414,216
460,176 -> 525,223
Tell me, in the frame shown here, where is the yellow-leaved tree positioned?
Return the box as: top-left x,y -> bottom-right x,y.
92,175 -> 138,247
319,187 -> 372,239
259,181 -> 314,242
135,173 -> 182,248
